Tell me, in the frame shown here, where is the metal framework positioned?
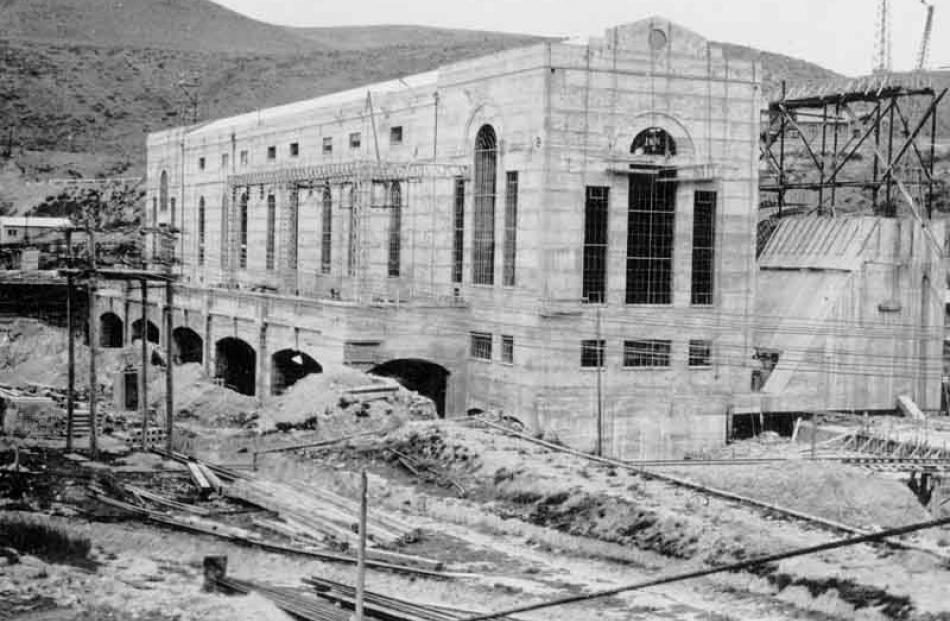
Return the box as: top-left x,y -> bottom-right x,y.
760,75 -> 946,220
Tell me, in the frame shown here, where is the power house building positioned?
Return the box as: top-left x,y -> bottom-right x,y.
102,17 -> 763,459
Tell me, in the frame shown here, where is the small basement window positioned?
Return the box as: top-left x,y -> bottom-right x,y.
689,339 -> 712,367
390,126 -> 403,145
580,340 -> 605,368
322,137 -> 333,154
349,132 -> 361,149
267,146 -> 276,160
470,332 -> 492,360
289,142 -> 299,157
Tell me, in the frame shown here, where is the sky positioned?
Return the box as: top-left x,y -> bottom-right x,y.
211,0 -> 948,77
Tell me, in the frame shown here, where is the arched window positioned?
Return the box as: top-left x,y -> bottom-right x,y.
388,182 -> 402,277
197,196 -> 205,266
631,127 -> 676,158
472,125 -> 497,285
321,184 -> 332,274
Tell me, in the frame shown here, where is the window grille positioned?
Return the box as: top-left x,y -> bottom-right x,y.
583,186 -> 609,303
691,191 -> 716,305
626,170 -> 676,304
689,339 -> 712,367
472,125 -> 497,285
501,335 -> 514,364
470,332 -> 492,360
197,196 -> 205,266
265,194 -> 276,271
452,177 -> 464,284
239,193 -> 248,269
503,171 -> 518,286
321,184 -> 332,274
388,182 -> 402,277
623,339 -> 671,367
581,340 -> 606,368
631,127 -> 677,157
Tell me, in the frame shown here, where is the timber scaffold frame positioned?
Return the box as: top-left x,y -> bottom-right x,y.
760,74 -> 947,223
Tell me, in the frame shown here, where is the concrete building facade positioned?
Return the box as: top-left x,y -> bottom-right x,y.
101,17 -> 763,458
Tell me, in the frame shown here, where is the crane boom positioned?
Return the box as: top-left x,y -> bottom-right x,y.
916,1 -> 935,71
873,0 -> 892,74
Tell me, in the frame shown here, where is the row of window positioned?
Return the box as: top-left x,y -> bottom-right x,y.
580,339 -> 712,368
582,183 -> 717,306
195,127 -> 405,171
470,332 -> 515,364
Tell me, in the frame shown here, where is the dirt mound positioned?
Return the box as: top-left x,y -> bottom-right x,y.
155,363 -> 258,428
670,461 -> 931,529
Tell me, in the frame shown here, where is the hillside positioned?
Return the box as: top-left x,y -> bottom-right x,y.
0,0 -> 857,197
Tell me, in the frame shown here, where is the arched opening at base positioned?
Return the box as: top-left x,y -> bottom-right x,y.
271,349 -> 322,395
173,327 -> 203,365
215,337 -> 256,396
131,318 -> 160,344
369,358 -> 449,417
99,312 -> 123,348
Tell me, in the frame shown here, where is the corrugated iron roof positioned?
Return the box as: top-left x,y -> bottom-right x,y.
758,216 -> 879,271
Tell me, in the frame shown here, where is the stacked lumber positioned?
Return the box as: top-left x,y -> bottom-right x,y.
224,477 -> 418,549
305,576 -> 510,620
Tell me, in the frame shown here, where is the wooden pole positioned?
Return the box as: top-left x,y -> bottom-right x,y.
87,229 -> 98,460
140,279 -> 149,451
595,305 -> 603,457
354,469 -> 368,621
164,281 -> 174,453
66,274 -> 75,451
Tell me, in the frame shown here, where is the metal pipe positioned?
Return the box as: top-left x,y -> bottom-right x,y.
140,279 -> 149,451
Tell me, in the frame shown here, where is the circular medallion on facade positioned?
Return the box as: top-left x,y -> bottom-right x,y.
649,28 -> 668,51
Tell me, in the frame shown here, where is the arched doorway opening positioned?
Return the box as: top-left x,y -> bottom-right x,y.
215,337 -> 256,396
369,359 -> 449,417
131,318 -> 160,344
271,349 -> 322,395
99,312 -> 123,348
172,327 -> 203,365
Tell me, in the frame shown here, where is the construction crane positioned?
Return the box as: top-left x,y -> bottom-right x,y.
915,0 -> 935,70
873,0 -> 892,74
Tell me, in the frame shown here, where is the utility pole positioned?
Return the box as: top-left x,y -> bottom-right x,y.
164,280 -> 174,453
66,273 -> 75,451
354,470 -> 368,621
595,305 -> 604,457
87,228 -> 98,460
140,279 -> 149,451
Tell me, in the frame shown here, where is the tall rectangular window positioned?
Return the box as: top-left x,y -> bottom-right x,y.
623,339 -> 671,368
581,340 -> 605,368
452,177 -> 465,284
583,186 -> 609,303
267,146 -> 276,160
221,153 -> 229,170
321,185 -> 332,274
691,191 -> 717,305
626,170 -> 676,304
501,335 -> 514,364
347,185 -> 357,277
288,187 -> 299,271
390,126 -> 403,145
502,171 -> 518,286
388,182 -> 402,277
198,157 -> 205,171
220,192 -> 229,268
265,194 -> 276,271
197,197 -> 206,266
289,142 -> 299,157
239,150 -> 248,166
472,126 -> 497,285
470,332 -> 492,360
239,193 -> 248,269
